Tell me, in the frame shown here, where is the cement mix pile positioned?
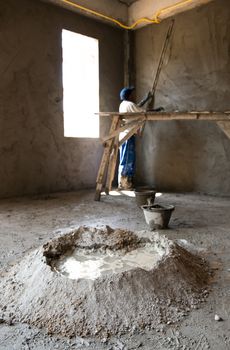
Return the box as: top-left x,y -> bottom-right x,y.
0,226 -> 210,338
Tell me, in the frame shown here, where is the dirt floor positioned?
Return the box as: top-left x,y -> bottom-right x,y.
0,190 -> 230,349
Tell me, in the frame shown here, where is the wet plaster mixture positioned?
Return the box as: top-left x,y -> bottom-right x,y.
0,190 -> 230,349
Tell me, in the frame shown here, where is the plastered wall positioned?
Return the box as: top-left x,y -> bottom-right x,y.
135,0 -> 230,195
0,0 -> 124,197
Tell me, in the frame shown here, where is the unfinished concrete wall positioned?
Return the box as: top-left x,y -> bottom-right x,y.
0,0 -> 124,198
135,0 -> 230,195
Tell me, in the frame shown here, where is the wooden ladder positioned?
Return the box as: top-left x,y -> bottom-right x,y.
94,114 -> 146,201
94,115 -> 120,201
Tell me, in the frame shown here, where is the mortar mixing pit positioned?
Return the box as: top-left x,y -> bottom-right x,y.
48,228 -> 165,280
0,226 -> 210,338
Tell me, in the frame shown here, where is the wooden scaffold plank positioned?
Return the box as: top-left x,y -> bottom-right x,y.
97,111 -> 230,121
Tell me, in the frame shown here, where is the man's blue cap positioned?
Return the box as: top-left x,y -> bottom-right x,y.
120,86 -> 135,101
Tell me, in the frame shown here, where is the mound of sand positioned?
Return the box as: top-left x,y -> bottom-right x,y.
0,226 -> 210,338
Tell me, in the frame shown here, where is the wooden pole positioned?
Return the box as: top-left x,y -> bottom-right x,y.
147,19 -> 175,110
102,117 -> 145,142
118,121 -> 145,147
105,137 -> 119,194
94,115 -> 120,201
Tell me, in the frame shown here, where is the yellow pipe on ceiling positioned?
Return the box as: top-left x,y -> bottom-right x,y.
61,0 -> 196,29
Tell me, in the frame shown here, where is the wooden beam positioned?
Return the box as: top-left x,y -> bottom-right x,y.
105,138 -> 119,194
216,121 -> 230,140
95,115 -> 120,201
118,121 -> 145,147
101,117 -> 144,142
98,111 -> 230,121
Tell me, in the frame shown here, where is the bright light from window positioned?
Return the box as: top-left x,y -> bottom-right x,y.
155,192 -> 162,197
101,191 -> 121,196
62,29 -> 99,138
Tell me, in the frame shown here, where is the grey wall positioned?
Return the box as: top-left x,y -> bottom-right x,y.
0,0 -> 124,198
134,0 -> 230,195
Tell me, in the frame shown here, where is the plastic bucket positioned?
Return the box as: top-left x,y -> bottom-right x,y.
141,204 -> 175,230
134,189 -> 156,207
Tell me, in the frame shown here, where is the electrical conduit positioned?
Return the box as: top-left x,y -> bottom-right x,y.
61,0 -> 196,29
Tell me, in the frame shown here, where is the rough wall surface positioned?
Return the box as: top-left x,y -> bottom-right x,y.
134,0 -> 230,195
0,0 -> 124,198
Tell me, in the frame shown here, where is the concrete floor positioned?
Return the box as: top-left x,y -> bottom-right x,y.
0,190 -> 230,349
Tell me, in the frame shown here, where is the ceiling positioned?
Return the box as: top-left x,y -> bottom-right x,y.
117,0 -> 138,5
42,0 -> 214,30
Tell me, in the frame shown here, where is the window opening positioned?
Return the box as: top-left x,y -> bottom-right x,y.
62,29 -> 99,138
